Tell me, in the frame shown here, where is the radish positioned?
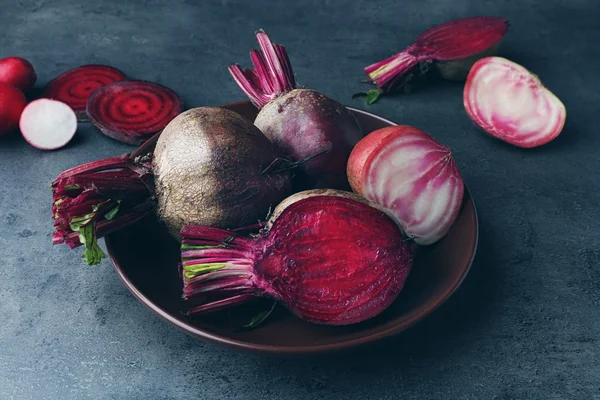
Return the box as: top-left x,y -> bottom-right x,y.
0,56 -> 37,92
363,17 -> 509,98
229,30 -> 364,190
347,126 -> 464,245
180,189 -> 414,325
463,57 -> 567,148
0,83 -> 27,136
52,106 -> 292,264
20,99 -> 78,150
44,65 -> 126,121
87,80 -> 183,145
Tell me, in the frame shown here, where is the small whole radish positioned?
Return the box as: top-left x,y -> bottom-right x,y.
0,57 -> 37,92
0,83 -> 27,136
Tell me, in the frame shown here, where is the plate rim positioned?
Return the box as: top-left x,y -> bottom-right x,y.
105,101 -> 480,355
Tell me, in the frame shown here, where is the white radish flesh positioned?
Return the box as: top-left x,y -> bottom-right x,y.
20,99 -> 77,150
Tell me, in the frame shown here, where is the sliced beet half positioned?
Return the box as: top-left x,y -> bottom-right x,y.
86,80 -> 183,145
44,65 -> 126,121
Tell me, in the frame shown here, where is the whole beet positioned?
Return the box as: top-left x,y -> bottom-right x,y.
255,88 -> 363,190
229,30 -> 363,191
51,106 -> 292,265
153,106 -> 292,238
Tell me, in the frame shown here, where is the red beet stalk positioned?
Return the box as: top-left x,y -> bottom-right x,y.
52,154 -> 155,265
44,65 -> 126,121
86,80 -> 184,145
229,31 -> 296,108
365,16 -> 509,93
180,190 -> 414,325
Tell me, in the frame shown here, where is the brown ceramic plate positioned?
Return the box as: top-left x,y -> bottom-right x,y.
105,100 -> 479,355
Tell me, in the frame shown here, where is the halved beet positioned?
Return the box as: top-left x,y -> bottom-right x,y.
86,80 -> 184,145
180,189 -> 414,325
20,99 -> 77,150
44,65 -> 126,121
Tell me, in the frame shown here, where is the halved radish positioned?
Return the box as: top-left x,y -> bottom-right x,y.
86,80 -> 183,145
463,57 -> 566,148
20,99 -> 77,150
44,65 -> 126,121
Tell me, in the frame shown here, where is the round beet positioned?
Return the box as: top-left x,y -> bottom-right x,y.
0,57 -> 37,92
87,80 -> 183,145
0,83 -> 27,136
153,106 -> 292,238
44,65 -> 126,121
229,30 -> 363,191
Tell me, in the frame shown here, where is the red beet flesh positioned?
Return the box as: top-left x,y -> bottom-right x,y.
365,16 -> 509,92
229,30 -> 363,190
0,57 -> 37,92
87,80 -> 183,145
44,65 -> 126,121
0,83 -> 27,136
181,190 -> 414,325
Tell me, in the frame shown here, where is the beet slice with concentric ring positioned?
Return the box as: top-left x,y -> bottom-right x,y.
86,80 -> 183,145
44,65 -> 126,121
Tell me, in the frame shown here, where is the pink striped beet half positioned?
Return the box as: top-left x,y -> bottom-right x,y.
348,126 -> 464,245
463,57 -> 566,148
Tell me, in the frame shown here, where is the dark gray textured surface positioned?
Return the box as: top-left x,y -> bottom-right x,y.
1,0 -> 599,399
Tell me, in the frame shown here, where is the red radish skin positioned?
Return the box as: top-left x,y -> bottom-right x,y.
229,30 -> 363,190
463,57 -> 566,148
0,57 -> 37,92
180,189 -> 414,325
347,126 -> 464,245
365,17 -> 509,93
44,65 -> 126,121
20,99 -> 77,150
0,83 -> 27,136
87,80 -> 183,145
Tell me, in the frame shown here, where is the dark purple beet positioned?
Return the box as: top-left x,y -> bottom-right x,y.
180,189 -> 414,325
229,30 -> 364,191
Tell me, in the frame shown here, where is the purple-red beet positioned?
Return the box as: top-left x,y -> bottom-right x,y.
44,65 -> 126,121
229,30 -> 364,191
364,17 -> 509,94
180,189 -> 414,325
87,80 -> 183,145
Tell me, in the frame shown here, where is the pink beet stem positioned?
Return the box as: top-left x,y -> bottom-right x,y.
186,268 -> 253,285
228,30 -> 296,108
182,248 -> 250,260
186,294 -> 255,315
364,51 -> 420,92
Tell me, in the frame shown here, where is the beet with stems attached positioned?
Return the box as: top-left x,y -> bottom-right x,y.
229,30 -> 364,191
87,80 -> 184,145
20,99 -> 78,150
0,56 -> 37,92
52,107 -> 292,264
463,57 -> 566,148
363,17 -> 509,98
347,126 -> 464,245
0,83 -> 27,136
44,64 -> 126,121
180,189 -> 414,325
